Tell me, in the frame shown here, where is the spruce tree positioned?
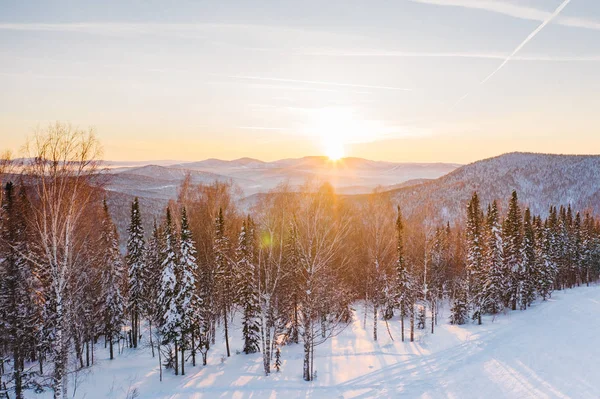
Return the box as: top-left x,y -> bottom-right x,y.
394,206 -> 413,341
482,201 -> 504,314
520,208 -> 536,309
126,197 -> 146,349
158,208 -> 181,373
177,207 -> 201,373
99,200 -> 126,360
0,182 -> 36,398
450,278 -> 468,325
466,192 -> 484,324
236,217 -> 261,354
214,208 -> 232,357
502,190 -> 523,310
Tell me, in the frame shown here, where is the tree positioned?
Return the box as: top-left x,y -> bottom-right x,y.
0,182 -> 37,398
520,208 -> 536,309
23,123 -> 102,399
394,206 -> 413,342
466,192 -> 484,324
236,217 -> 261,355
293,182 -> 351,381
503,191 -> 523,310
213,208 -> 232,358
126,197 -> 146,349
450,278 -> 468,325
482,201 -> 504,314
177,207 -> 201,374
157,208 -> 181,375
99,200 -> 126,360
362,190 -> 395,341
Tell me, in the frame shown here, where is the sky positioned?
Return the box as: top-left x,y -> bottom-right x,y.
1,0 -> 600,163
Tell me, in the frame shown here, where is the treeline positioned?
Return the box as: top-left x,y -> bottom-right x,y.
2,124 -> 600,399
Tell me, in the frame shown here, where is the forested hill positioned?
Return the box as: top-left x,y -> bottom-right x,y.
384,152 -> 600,223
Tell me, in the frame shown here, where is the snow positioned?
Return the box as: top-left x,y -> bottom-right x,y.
36,286 -> 600,398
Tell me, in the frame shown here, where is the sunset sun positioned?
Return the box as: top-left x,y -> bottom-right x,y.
324,138 -> 345,161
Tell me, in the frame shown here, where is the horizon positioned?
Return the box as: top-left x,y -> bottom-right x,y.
3,0 -> 600,163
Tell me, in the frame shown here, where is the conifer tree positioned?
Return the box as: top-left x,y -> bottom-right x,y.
520,208 -> 536,309
535,216 -> 555,300
503,191 -> 523,310
99,200 -> 126,360
482,201 -> 504,314
236,217 -> 261,354
144,220 -> 162,358
158,208 -> 181,374
466,192 -> 484,324
394,206 -> 413,341
0,182 -> 36,398
126,197 -> 145,349
214,208 -> 232,357
177,207 -> 201,373
450,278 -> 468,325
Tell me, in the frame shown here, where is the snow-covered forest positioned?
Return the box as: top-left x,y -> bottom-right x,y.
2,125 -> 600,399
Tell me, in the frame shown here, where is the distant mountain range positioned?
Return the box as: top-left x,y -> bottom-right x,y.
103,153 -> 600,240
104,156 -> 460,199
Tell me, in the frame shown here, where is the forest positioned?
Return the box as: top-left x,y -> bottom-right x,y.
2,124 -> 600,399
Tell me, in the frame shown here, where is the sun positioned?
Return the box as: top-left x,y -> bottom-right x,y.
324,139 -> 345,161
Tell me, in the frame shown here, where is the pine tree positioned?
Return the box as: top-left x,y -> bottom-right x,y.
0,182 -> 36,398
466,192 -> 485,324
126,197 -> 146,349
503,191 -> 523,310
213,208 -> 232,357
520,208 -> 536,309
394,206 -> 413,341
99,200 -> 126,360
177,207 -> 201,374
535,216 -> 555,300
158,208 -> 181,373
144,221 -> 163,358
236,217 -> 261,354
450,278 -> 468,325
482,201 -> 504,314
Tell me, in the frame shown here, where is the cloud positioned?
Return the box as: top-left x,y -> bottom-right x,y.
408,0 -> 600,31
299,49 -> 600,62
223,75 -> 413,91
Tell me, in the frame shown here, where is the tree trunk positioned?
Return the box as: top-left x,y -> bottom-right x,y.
174,341 -> 179,376
400,307 -> 405,342
131,312 -> 138,349
373,304 -> 378,341
85,341 -> 90,367
149,320 -> 155,358
410,304 -> 415,342
223,306 -> 231,358
431,301 -> 435,334
181,346 -> 185,376
109,335 -> 114,360
191,330 -> 196,367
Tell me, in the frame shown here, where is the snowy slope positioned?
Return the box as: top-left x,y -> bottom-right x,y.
36,286 -> 600,399
386,152 -> 600,223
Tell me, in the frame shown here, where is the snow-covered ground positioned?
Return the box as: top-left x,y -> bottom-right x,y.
37,286 -> 600,399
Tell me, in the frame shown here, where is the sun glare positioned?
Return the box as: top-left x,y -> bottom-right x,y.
325,140 -> 345,161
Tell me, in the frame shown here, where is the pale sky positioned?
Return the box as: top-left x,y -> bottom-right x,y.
1,0 -> 600,162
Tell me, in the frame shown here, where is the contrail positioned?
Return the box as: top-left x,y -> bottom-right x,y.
452,0 -> 571,108
480,0 -> 572,85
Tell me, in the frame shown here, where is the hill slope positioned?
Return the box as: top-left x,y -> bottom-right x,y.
387,152 -> 600,222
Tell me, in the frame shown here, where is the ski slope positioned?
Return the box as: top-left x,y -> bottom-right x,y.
38,286 -> 600,399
